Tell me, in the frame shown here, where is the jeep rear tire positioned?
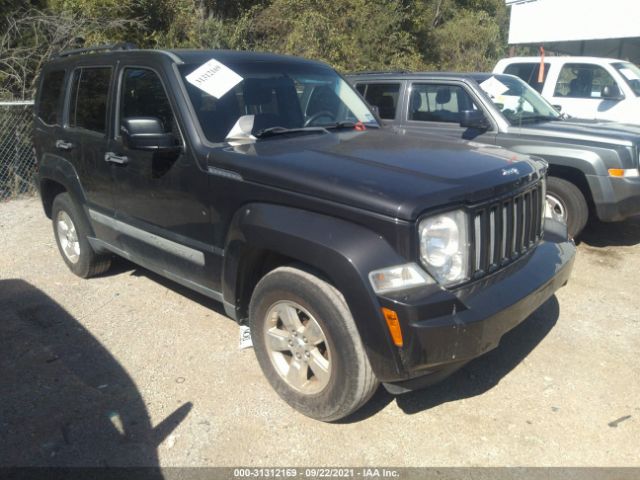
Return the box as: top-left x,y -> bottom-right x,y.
546,176 -> 588,238
249,266 -> 378,422
52,193 -> 111,278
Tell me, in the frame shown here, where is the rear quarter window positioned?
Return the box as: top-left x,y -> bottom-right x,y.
503,63 -> 549,93
37,70 -> 66,125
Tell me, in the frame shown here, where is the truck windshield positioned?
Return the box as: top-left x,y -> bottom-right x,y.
612,62 -> 640,96
478,74 -> 561,126
178,62 -> 379,143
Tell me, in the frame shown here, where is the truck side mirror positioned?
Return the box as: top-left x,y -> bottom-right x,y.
121,117 -> 181,152
553,104 -> 562,112
601,84 -> 624,101
460,110 -> 490,130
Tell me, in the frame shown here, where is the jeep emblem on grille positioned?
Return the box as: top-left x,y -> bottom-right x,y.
501,167 -> 520,176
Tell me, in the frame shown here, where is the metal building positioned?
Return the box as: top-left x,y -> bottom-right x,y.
506,0 -> 640,63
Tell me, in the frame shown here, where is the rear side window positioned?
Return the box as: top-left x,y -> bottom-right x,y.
68,67 -> 112,134
409,84 -> 479,123
504,63 -> 549,93
554,63 -> 616,98
37,70 -> 65,125
357,83 -> 401,119
120,68 -> 177,135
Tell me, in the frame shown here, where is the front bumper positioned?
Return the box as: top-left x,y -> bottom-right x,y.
378,219 -> 576,393
588,174 -> 640,222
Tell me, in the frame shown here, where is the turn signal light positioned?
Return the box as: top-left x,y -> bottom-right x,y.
382,307 -> 403,347
609,168 -> 640,178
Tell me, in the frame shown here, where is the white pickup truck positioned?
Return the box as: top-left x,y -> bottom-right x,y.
494,56 -> 640,125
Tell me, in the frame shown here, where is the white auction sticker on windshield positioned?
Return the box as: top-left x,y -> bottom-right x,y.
186,59 -> 243,99
480,76 -> 510,99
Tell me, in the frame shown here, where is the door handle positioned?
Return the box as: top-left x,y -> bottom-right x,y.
104,152 -> 129,165
55,140 -> 74,151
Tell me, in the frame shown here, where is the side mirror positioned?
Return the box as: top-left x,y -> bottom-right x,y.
601,84 -> 624,101
460,110 -> 490,130
553,104 -> 563,112
121,117 -> 180,151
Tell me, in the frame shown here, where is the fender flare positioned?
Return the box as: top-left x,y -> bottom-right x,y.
38,153 -> 88,215
222,202 -> 409,381
508,145 -> 606,176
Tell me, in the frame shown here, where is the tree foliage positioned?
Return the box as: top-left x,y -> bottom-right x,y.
0,0 -> 509,99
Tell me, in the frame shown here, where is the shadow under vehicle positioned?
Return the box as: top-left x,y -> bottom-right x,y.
0,279 -> 191,470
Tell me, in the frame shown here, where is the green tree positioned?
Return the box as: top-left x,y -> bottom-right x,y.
235,0 -> 425,72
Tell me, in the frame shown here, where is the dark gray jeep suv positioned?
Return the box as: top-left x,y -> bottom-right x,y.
33,46 -> 575,421
349,72 -> 640,237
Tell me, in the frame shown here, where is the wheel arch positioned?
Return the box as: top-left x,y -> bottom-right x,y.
38,154 -> 88,219
222,202 -> 408,381
547,164 -> 595,213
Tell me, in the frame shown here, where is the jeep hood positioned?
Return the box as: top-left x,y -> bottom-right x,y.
213,129 -> 544,221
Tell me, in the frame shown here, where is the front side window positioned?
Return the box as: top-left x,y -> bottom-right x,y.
479,74 -> 560,125
120,68 -> 177,135
37,70 -> 65,125
408,84 -> 478,123
357,83 -> 401,119
612,62 -> 640,96
554,63 -> 616,98
503,63 -> 549,93
68,67 -> 112,134
179,62 -> 379,143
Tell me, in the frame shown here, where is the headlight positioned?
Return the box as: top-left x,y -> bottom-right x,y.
419,209 -> 470,286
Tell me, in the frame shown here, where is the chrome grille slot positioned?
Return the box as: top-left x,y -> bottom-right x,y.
470,181 -> 545,279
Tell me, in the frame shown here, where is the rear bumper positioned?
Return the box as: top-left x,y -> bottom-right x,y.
377,220 -> 575,391
588,174 -> 640,222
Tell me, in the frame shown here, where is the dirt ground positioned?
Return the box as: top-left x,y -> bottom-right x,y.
1,197 -> 639,468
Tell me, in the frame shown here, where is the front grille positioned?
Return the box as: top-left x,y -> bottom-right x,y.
470,180 -> 545,278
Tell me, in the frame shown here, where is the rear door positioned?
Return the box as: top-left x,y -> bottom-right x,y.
63,65 -> 118,243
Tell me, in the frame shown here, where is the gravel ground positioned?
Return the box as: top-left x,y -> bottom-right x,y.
1,197 -> 639,468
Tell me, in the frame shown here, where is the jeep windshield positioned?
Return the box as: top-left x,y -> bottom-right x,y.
179,61 -> 379,143
476,74 -> 561,126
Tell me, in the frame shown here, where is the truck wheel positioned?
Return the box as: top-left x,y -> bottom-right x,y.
249,266 -> 378,422
546,176 -> 588,238
52,193 -> 111,278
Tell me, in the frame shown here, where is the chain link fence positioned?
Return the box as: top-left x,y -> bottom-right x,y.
0,101 -> 37,200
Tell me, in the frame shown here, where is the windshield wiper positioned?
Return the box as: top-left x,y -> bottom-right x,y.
517,115 -> 559,124
322,121 -> 380,130
253,126 -> 329,138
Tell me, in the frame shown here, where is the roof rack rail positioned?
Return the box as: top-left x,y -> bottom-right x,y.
56,42 -> 138,58
346,70 -> 411,75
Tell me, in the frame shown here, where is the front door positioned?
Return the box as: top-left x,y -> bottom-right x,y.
547,62 -> 623,121
108,66 -> 216,292
401,82 -> 496,143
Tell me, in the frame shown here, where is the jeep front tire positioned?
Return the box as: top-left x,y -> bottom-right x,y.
249,266 -> 379,422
